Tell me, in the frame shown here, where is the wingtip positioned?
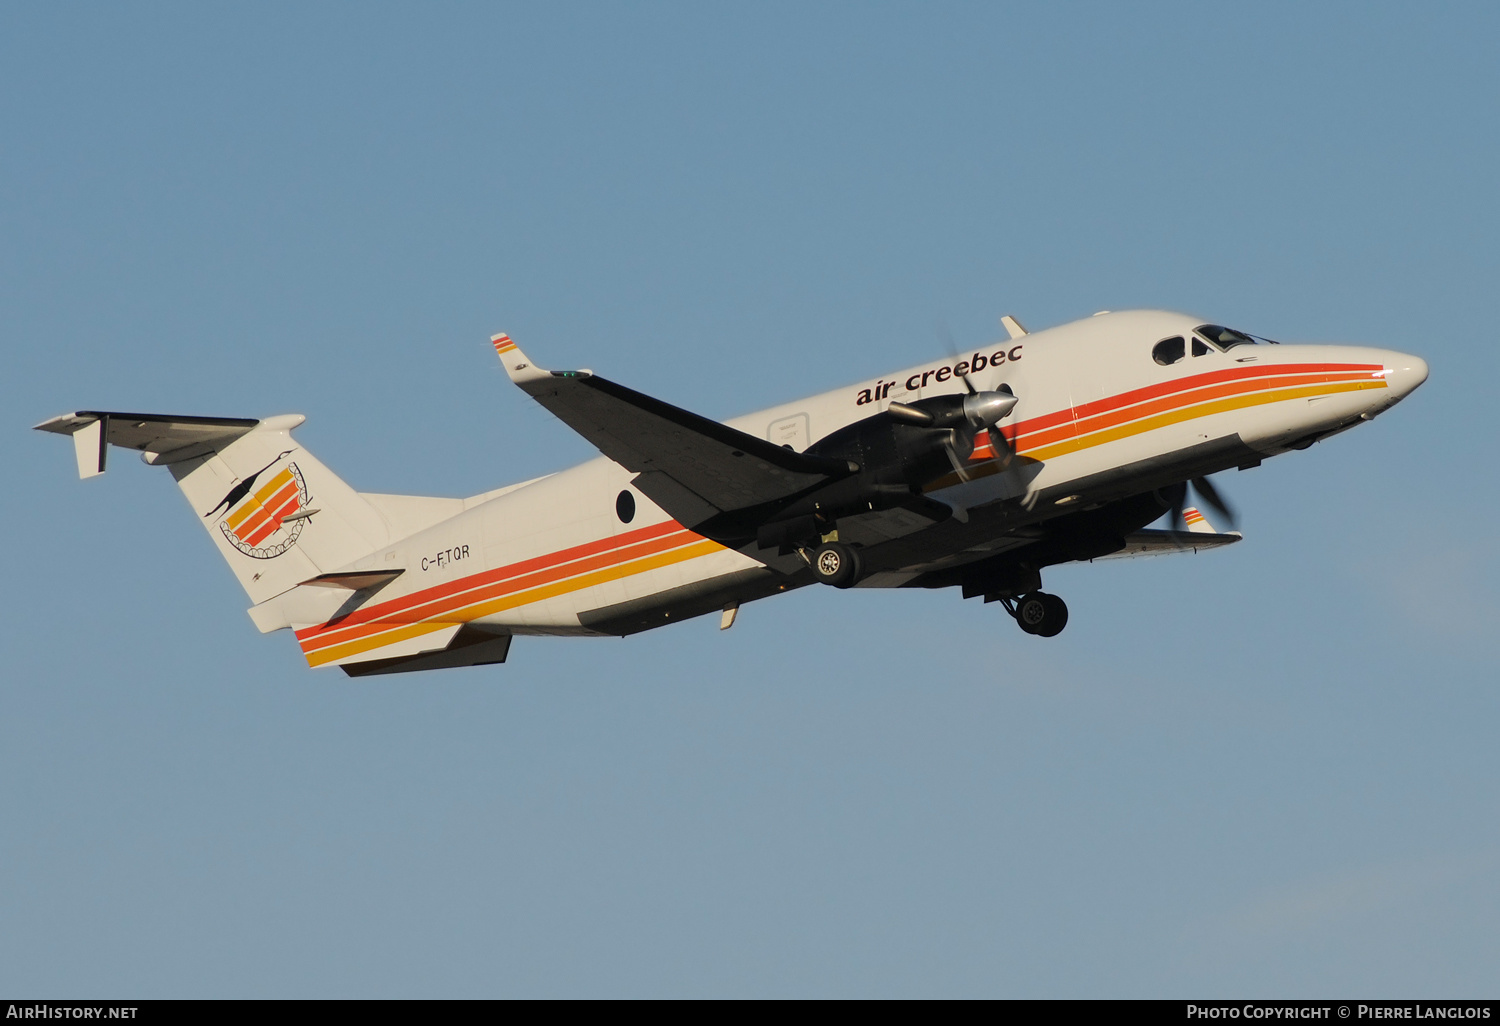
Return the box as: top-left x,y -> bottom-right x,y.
490,332 -> 551,384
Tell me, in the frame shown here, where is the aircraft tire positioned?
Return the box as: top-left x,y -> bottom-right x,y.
1035,593 -> 1069,637
1015,592 -> 1067,636
1015,592 -> 1049,634
812,542 -> 861,589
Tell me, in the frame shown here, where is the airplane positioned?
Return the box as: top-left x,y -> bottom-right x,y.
36,310 -> 1428,675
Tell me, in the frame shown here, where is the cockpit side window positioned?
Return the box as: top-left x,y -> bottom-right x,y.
1192,337 -> 1212,357
1152,336 -> 1185,366
1196,324 -> 1257,350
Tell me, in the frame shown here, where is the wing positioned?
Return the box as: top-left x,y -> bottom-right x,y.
490,334 -> 854,533
1095,527 -> 1242,559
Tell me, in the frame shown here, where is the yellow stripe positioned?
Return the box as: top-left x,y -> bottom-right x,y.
923,379 -> 1386,493
253,468 -> 295,505
224,469 -> 294,529
1025,380 -> 1385,462
308,538 -> 723,667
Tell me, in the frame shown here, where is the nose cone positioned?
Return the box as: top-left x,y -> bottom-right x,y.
1385,353 -> 1430,400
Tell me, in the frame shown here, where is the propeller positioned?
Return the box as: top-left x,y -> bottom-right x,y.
964,378 -> 1017,472
887,382 -> 1018,479
952,330 -> 1017,473
889,322 -> 1022,480
1167,475 -> 1238,532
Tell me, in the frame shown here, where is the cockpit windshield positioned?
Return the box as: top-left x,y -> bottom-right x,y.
1195,324 -> 1257,350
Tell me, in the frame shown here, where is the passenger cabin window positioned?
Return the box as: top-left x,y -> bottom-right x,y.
1152,336 -> 1185,365
1196,324 -> 1257,350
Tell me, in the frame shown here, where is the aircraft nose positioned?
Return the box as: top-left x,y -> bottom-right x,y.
1384,352 -> 1430,400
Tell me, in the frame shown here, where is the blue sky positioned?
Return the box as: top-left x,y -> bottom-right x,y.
3,2 -> 1497,997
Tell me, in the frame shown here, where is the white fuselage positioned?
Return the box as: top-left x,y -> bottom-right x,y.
277,310 -> 1426,668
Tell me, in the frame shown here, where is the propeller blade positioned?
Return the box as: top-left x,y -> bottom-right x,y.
886,401 -> 935,426
972,385 -> 1018,471
935,318 -> 980,395
1157,480 -> 1188,544
982,425 -> 1015,472
1190,476 -> 1237,527
941,438 -> 970,481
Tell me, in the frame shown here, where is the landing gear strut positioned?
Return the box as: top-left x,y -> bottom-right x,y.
1004,591 -> 1069,637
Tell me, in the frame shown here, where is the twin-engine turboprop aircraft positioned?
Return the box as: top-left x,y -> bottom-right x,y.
37,310 -> 1428,675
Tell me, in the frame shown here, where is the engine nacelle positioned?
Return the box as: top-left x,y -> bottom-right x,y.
768,390 -> 1018,526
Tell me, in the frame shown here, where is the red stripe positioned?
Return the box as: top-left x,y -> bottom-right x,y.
1019,368 -> 1379,452
295,520 -> 689,644
242,491 -> 303,547
1006,362 -> 1382,443
298,527 -> 703,655
233,480 -> 301,544
995,363 -> 1383,452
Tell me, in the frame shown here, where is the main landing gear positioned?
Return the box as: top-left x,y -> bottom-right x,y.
811,541 -> 862,589
1002,591 -> 1069,638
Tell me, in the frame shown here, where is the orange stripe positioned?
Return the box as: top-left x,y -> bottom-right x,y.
300,530 -> 705,655
1026,379 -> 1385,462
1013,369 -> 1379,452
924,378 -> 1386,492
224,468 -> 294,530
307,538 -> 722,666
241,488 -> 303,547
233,479 -> 300,544
300,530 -> 702,656
1008,362 -> 1383,438
295,520 -> 688,646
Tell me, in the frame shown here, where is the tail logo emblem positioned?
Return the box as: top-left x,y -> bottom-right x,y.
215,459 -> 312,559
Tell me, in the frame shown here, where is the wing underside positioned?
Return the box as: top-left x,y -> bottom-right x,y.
1097,527 -> 1242,559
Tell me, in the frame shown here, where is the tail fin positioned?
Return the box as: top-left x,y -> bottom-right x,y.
36,411 -> 395,606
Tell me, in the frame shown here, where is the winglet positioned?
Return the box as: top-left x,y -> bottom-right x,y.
1182,506 -> 1216,535
491,332 -> 554,385
34,413 -> 108,478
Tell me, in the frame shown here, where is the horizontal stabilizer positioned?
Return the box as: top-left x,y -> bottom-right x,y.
35,411 -> 260,476
301,570 -> 405,590
37,408 -> 401,607
340,625 -> 513,677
